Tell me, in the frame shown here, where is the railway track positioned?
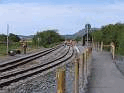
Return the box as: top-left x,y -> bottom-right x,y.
0,45 -> 68,77
0,45 -> 74,89
0,44 -> 62,72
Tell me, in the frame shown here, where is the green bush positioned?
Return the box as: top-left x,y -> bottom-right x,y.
92,23 -> 124,55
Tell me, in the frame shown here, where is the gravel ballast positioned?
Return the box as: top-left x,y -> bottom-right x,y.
6,61 -> 75,93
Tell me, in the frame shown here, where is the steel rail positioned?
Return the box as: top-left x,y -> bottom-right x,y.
0,46 -> 74,88
0,45 -> 63,72
0,46 -> 66,79
0,44 -> 62,68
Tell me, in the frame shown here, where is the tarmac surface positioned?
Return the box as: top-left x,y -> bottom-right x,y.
87,50 -> 124,93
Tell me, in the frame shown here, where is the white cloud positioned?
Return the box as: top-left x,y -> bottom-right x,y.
0,3 -> 124,35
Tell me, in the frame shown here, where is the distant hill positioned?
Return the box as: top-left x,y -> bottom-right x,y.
18,35 -> 34,40
62,28 -> 100,39
17,28 -> 100,40
73,28 -> 100,37
61,35 -> 74,39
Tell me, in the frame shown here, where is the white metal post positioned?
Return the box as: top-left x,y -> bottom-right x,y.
7,24 -> 9,55
87,27 -> 88,46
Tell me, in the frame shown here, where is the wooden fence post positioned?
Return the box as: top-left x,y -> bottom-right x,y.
92,42 -> 95,49
87,48 -> 90,76
95,42 -> 97,50
101,41 -> 103,52
89,48 -> 91,60
112,45 -> 115,60
94,42 -> 96,50
110,43 -> 112,53
56,68 -> 65,93
98,42 -> 100,51
74,58 -> 79,93
79,54 -> 83,88
97,42 -> 99,51
83,49 -> 88,85
82,53 -> 85,86
85,50 -> 88,78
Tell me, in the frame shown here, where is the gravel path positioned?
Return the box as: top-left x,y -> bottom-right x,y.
115,56 -> 124,76
87,51 -> 124,93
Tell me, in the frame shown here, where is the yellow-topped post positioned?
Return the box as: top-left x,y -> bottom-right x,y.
74,58 -> 79,93
56,68 -> 65,93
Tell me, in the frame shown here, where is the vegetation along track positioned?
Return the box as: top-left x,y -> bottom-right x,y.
0,44 -> 63,72
0,45 -> 74,88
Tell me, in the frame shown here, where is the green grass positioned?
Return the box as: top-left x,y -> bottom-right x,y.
0,41 -> 61,56
0,44 -> 7,55
0,43 -> 20,55
0,42 -> 43,56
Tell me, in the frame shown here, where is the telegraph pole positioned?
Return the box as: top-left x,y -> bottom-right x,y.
7,24 -> 9,55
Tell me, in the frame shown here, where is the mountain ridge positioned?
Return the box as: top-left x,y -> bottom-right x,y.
17,28 -> 100,39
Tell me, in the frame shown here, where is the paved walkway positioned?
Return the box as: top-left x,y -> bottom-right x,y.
87,51 -> 124,93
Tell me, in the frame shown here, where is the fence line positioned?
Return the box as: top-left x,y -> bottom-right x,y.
93,41 -> 115,60
56,41 -> 116,93
56,46 -> 92,93
56,68 -> 66,93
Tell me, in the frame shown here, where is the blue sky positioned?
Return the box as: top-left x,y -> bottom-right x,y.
0,0 -> 124,35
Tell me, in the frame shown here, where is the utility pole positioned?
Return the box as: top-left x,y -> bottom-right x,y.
7,24 -> 9,55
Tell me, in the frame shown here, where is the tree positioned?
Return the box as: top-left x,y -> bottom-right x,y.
0,34 -> 7,42
9,33 -> 20,42
32,30 -> 64,47
75,36 -> 81,43
92,23 -> 124,55
92,30 -> 102,42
